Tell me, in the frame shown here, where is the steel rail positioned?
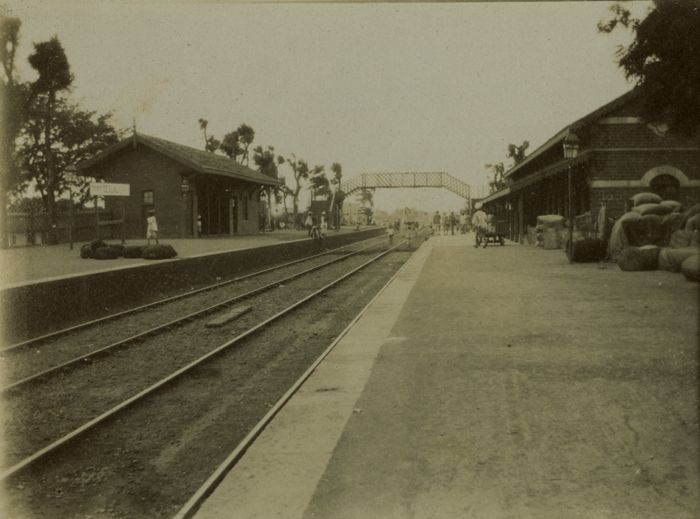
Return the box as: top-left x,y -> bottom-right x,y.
0,238 -> 386,393
0,240 -> 404,481
173,239 -> 415,519
1,234 -> 386,354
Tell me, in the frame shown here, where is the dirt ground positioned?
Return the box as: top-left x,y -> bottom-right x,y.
304,236 -> 699,519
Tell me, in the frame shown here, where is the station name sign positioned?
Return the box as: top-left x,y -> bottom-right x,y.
90,182 -> 130,197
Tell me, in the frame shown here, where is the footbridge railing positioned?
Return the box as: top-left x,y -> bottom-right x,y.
341,172 -> 471,201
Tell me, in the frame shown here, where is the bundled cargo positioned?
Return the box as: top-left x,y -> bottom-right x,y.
680,203 -> 700,229
685,213 -> 700,232
617,245 -> 659,271
630,192 -> 662,207
668,230 -> 700,249
607,211 -> 640,260
681,255 -> 700,282
123,245 -> 146,258
92,246 -> 120,260
631,203 -> 673,217
658,247 -> 699,272
622,213 -> 664,246
659,200 -> 682,213
537,214 -> 565,227
142,244 -> 178,260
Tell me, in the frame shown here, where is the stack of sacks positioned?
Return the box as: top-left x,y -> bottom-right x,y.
535,215 -> 565,249
617,245 -> 660,271
681,255 -> 700,282
607,211 -> 639,260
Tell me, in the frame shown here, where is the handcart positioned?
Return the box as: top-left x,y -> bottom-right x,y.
475,219 -> 507,248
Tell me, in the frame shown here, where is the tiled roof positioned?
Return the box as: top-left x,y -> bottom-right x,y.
77,133 -> 280,186
504,89 -> 639,179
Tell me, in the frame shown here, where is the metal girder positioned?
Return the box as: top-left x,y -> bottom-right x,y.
342,172 -> 471,200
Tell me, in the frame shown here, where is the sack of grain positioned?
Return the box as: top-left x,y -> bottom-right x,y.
630,192 -> 662,207
607,212 -> 641,260
658,247 -> 699,272
537,214 -> 565,227
622,213 -> 663,246
684,213 -> 700,232
681,255 -> 700,282
659,212 -> 685,246
542,227 -> 560,249
680,203 -> 700,229
668,230 -> 699,248
632,203 -> 673,216
660,200 -> 682,213
617,245 -> 659,271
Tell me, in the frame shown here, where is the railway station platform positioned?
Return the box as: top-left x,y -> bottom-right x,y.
194,234 -> 699,519
0,227 -> 367,288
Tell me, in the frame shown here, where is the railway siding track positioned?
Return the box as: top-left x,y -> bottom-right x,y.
0,236 -> 387,388
1,239 -> 404,482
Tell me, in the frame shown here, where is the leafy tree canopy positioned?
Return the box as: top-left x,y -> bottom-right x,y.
599,0 -> 700,135
28,36 -> 73,96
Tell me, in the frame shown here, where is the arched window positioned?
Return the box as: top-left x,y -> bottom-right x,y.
649,174 -> 680,201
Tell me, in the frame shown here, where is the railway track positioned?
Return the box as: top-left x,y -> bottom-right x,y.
1,234 -> 387,355
0,237 -> 406,489
0,235 -> 388,393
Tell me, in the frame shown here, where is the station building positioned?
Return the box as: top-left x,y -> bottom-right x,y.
481,90 -> 700,243
77,133 -> 279,238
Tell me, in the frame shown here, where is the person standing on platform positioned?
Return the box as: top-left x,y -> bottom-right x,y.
321,211 -> 328,234
146,209 -> 159,245
471,203 -> 488,247
432,211 -> 440,235
304,211 -> 313,236
387,224 -> 395,244
450,211 -> 456,235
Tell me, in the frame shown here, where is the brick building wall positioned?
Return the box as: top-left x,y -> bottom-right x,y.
85,145 -> 190,239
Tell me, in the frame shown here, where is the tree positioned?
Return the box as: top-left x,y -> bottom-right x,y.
253,145 -> 284,229
357,188 -> 375,225
17,97 -> 122,212
198,118 -> 220,153
308,165 -> 328,200
237,124 -> 255,166
284,154 -> 310,223
220,123 -> 255,165
330,162 -> 342,187
506,141 -> 529,164
24,36 -> 74,244
598,1 -> 700,136
0,16 -> 26,247
485,162 -> 505,193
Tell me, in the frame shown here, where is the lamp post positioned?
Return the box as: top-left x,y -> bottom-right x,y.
180,176 -> 190,238
563,131 -> 579,263
64,165 -> 77,250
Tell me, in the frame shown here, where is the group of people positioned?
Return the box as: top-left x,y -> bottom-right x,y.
304,210 -> 329,240
431,210 -> 469,235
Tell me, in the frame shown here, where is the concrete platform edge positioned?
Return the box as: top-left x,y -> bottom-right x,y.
193,240 -> 435,519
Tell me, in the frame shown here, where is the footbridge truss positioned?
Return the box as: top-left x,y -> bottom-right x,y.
342,172 -> 471,201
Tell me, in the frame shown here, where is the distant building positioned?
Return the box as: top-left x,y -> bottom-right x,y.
77,133 -> 279,238
481,90 -> 699,243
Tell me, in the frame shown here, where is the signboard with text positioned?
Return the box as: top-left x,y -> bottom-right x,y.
90,182 -> 130,197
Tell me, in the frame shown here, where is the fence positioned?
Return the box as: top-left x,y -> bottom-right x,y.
6,209 -> 122,246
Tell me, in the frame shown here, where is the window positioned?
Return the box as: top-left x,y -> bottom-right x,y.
242,194 -> 248,220
649,174 -> 680,201
142,190 -> 154,205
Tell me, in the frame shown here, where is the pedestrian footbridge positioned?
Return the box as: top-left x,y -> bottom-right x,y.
342,172 -> 471,201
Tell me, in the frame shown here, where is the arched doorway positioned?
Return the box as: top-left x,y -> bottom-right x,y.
649,174 -> 680,201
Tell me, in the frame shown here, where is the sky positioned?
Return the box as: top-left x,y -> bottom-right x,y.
4,0 -> 650,213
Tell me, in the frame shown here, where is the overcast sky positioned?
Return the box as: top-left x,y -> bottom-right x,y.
6,1 -> 650,212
